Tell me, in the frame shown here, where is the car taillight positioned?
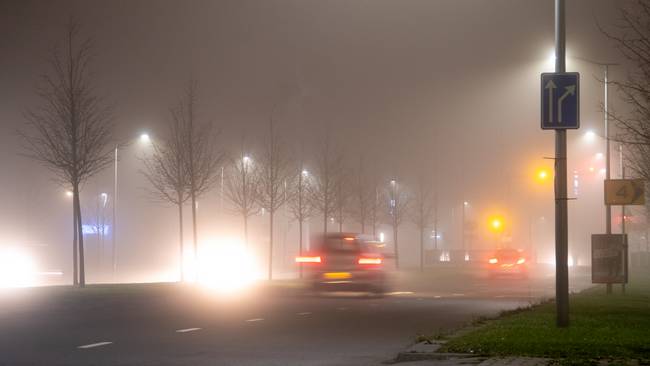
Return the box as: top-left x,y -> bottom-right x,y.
295,256 -> 321,263
358,257 -> 382,265
516,258 -> 526,264
488,258 -> 498,264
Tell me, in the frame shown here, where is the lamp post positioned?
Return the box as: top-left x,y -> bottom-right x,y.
574,57 -> 619,294
111,132 -> 151,281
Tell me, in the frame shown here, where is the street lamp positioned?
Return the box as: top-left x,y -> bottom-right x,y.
112,131 -> 152,280
461,201 -> 469,257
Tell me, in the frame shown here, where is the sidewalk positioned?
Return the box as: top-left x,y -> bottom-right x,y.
388,341 -> 550,366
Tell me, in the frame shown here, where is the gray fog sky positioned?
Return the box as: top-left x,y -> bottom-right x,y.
0,0 -> 631,279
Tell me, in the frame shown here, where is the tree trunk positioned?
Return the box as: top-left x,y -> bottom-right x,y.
191,191 -> 198,263
268,211 -> 274,280
393,222 -> 399,270
178,199 -> 184,282
299,218 -> 303,279
72,198 -> 78,286
361,221 -> 365,235
419,228 -> 424,272
74,183 -> 86,287
244,216 -> 249,248
323,210 -> 328,235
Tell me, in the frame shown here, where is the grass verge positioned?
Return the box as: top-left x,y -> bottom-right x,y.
439,273 -> 650,362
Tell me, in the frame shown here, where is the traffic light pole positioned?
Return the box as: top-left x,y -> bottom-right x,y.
554,0 -> 570,328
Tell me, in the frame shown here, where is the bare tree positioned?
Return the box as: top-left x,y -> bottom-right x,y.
20,20 -> 114,287
257,117 -> 293,280
308,138 -> 344,234
332,169 -> 351,232
141,110 -> 189,281
601,1 -> 650,249
409,175 -> 435,272
178,80 -> 222,261
288,160 -> 315,278
602,2 -> 650,180
225,144 -> 259,246
385,179 -> 411,269
350,156 -> 374,234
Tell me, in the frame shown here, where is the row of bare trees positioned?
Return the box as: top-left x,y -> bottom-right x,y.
21,21 -> 441,288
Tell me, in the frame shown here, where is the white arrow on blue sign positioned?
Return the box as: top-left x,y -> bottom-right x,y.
541,72 -> 580,129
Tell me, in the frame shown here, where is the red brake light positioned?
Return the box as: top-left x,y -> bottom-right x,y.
343,237 -> 355,241
295,256 -> 321,263
358,257 -> 382,265
488,258 -> 498,264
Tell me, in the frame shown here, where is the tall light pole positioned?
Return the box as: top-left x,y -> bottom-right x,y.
574,57 -> 618,294
554,0 -> 570,328
112,144 -> 118,281
112,133 -> 151,282
462,201 -> 468,258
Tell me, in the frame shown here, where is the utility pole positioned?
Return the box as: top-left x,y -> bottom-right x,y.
554,0 -> 570,328
604,63 -> 613,295
112,144 -> 118,282
620,144 -> 627,294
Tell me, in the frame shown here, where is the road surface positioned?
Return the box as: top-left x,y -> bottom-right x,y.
0,267 -> 591,366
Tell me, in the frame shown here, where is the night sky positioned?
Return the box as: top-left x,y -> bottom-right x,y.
0,0 -> 630,281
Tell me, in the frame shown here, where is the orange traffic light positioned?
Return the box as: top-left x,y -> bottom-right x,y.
488,215 -> 504,233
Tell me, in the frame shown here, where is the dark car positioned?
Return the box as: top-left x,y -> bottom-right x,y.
487,248 -> 528,278
296,233 -> 390,294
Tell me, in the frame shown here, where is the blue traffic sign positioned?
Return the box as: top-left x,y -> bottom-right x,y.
541,72 -> 580,129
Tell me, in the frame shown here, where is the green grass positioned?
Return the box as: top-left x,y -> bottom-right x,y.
439,274 -> 650,362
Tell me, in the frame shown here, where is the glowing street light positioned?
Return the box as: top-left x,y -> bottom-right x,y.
584,130 -> 597,141
139,133 -> 151,143
535,168 -> 551,183
65,190 -> 73,197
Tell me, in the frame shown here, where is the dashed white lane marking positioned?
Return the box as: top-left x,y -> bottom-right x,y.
245,318 -> 264,322
297,312 -> 312,316
434,295 -> 442,298
77,342 -> 113,349
337,307 -> 348,311
451,293 -> 465,296
176,328 -> 201,333
386,291 -> 414,295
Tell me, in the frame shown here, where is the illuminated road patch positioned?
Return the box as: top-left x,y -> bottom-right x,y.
297,312 -> 312,316
77,342 -> 113,349
245,318 -> 264,322
176,328 -> 201,333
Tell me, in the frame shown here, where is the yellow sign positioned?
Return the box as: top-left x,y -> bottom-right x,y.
604,179 -> 645,205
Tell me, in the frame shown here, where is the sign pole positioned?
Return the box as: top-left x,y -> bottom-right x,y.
554,0 -> 570,328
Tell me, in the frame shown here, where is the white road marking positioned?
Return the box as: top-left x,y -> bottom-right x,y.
452,293 -> 465,296
337,307 -> 347,311
434,295 -> 442,298
77,342 -> 113,349
176,327 -> 201,333
245,318 -> 264,322
297,312 -> 312,316
386,291 -> 414,296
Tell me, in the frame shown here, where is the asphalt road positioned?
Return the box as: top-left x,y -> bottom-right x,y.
0,267 -> 591,366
